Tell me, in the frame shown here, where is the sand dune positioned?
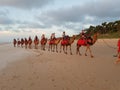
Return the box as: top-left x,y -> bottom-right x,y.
0,39 -> 120,90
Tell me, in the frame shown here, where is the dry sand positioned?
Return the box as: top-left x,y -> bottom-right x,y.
0,39 -> 120,90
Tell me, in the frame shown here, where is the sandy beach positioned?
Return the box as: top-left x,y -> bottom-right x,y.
0,39 -> 120,90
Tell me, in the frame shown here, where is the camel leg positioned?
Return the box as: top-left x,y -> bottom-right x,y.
85,46 -> 88,56
76,44 -> 79,55
60,45 -> 62,53
48,45 -> 50,51
25,45 -> 27,49
56,45 -> 58,53
53,45 -> 55,52
29,45 -> 31,49
70,45 -> 72,55
35,45 -> 38,49
76,45 -> 81,55
63,45 -> 65,53
62,45 -> 65,54
48,44 -> 52,51
43,45 -> 45,50
64,45 -> 66,54
14,43 -> 16,47
78,46 -> 82,55
50,44 -> 52,51
85,45 -> 93,58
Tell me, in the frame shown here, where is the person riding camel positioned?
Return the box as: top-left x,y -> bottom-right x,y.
28,36 -> 32,44
78,30 -> 93,45
115,38 -> 120,64
28,36 -> 32,41
49,33 -> 56,44
41,34 -> 45,40
41,34 -> 46,44
77,30 -> 87,45
80,30 -> 87,39
61,31 -> 70,45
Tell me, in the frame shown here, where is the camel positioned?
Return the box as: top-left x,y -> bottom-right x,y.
40,38 -> 47,50
28,37 -> 32,49
76,33 -> 98,58
48,38 -> 61,52
21,38 -> 24,48
17,38 -> 21,47
60,35 -> 76,55
34,35 -> 39,49
13,38 -> 17,47
24,38 -> 28,49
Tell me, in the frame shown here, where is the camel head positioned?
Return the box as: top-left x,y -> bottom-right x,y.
92,32 -> 98,44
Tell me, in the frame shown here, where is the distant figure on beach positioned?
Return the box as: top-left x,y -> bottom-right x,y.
41,34 -> 47,50
34,35 -> 39,49
28,36 -> 32,49
13,38 -> 17,47
41,34 -> 45,40
115,38 -> 120,64
17,38 -> 21,47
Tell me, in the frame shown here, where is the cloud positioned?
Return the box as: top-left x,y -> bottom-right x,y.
0,0 -> 54,9
0,0 -> 120,36
0,9 -> 14,25
36,0 -> 120,31
0,9 -> 9,16
0,16 -> 14,25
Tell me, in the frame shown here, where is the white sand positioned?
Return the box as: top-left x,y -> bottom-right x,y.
0,39 -> 120,90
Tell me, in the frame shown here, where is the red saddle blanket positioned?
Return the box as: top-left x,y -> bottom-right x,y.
77,39 -> 87,45
61,40 -> 69,45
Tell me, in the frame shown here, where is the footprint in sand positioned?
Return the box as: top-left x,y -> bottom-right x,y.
30,82 -> 35,86
10,75 -> 20,80
51,78 -> 55,82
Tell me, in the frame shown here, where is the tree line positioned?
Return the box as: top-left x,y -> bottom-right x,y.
84,20 -> 120,38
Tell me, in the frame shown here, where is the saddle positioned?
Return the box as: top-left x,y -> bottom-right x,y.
77,39 -> 87,45
61,36 -> 70,45
49,38 -> 56,44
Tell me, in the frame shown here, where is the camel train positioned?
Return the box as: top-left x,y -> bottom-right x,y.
13,32 -> 98,57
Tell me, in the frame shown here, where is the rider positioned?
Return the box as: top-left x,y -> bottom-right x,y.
80,30 -> 87,39
62,31 -> 66,40
50,33 -> 56,40
61,31 -> 70,45
41,34 -> 45,40
50,33 -> 56,44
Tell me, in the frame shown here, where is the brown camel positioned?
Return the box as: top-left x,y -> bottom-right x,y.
28,37 -> 32,49
21,38 -> 24,48
34,35 -> 39,49
24,38 -> 28,49
60,35 -> 76,55
76,33 -> 98,58
48,37 -> 61,52
40,38 -> 47,50
13,38 -> 17,47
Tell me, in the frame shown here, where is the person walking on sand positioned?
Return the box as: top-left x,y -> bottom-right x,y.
115,38 -> 120,64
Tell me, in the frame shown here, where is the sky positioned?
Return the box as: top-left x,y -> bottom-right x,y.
0,0 -> 120,42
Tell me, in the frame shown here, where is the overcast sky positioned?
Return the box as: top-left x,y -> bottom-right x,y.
0,0 -> 120,42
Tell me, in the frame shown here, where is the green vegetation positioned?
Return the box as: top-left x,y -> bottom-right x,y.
85,20 -> 120,38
